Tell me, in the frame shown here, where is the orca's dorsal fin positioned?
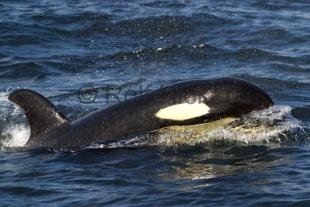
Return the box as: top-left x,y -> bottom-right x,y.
8,89 -> 68,139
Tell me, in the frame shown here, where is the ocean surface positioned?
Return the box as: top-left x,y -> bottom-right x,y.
0,0 -> 309,206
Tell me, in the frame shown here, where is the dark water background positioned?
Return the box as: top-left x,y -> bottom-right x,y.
0,0 -> 309,206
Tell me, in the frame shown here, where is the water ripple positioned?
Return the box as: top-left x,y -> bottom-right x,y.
0,0 -> 309,206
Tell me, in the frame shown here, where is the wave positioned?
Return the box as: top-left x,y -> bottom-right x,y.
31,11 -> 112,26
142,1 -> 187,9
249,27 -> 290,40
292,106 -> 310,122
0,61 -> 55,80
106,44 -> 310,67
234,74 -> 310,89
0,13 -> 230,40
107,43 -> 225,62
1,43 -> 309,82
252,0 -> 308,11
0,13 -> 231,44
270,62 -> 310,73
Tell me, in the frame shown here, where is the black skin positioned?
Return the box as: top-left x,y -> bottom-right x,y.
8,78 -> 274,150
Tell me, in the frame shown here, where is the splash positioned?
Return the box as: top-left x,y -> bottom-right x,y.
0,91 -> 30,148
1,124 -> 30,147
152,105 -> 303,146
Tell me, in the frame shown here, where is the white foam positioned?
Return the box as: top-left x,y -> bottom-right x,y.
1,124 -> 30,147
0,91 -> 30,148
147,105 -> 303,147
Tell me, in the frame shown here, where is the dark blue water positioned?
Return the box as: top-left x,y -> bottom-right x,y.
0,0 -> 309,206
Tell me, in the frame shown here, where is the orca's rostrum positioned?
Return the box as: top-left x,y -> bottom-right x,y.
8,78 -> 274,150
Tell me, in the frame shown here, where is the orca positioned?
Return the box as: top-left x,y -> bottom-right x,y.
8,78 -> 273,150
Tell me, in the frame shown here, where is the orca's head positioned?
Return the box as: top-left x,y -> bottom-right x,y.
154,78 -> 274,124
200,78 -> 274,120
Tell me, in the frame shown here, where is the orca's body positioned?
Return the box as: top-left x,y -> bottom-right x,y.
8,78 -> 273,150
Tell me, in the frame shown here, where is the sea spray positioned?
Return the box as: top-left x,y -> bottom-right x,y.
0,91 -> 30,148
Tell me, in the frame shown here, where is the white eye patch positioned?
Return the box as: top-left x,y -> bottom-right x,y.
155,101 -> 210,121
